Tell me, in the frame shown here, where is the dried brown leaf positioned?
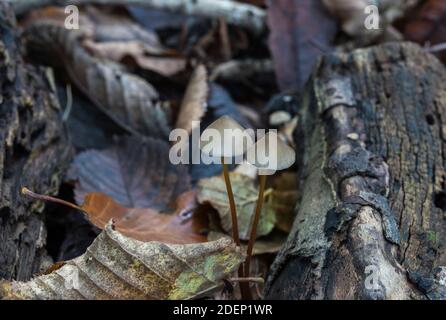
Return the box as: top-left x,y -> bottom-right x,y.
0,224 -> 243,300
176,64 -> 209,134
23,7 -> 170,138
80,191 -> 207,244
68,137 -> 191,209
403,0 -> 446,62
84,40 -> 186,77
270,172 -> 298,233
267,0 -> 337,91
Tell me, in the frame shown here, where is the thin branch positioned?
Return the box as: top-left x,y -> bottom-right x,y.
12,0 -> 266,34
229,277 -> 264,284
210,59 -> 273,81
425,42 -> 446,53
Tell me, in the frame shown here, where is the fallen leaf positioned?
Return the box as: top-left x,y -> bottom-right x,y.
0,223 -> 243,300
68,136 -> 190,210
84,6 -> 162,46
84,40 -> 186,77
176,64 -> 209,134
56,82 -> 125,150
77,191 -> 207,244
270,172 -> 299,233
197,173 -> 276,240
404,0 -> 444,42
267,0 -> 337,91
23,7 -> 171,138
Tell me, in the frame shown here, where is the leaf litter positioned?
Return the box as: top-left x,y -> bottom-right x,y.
5,0 -> 317,301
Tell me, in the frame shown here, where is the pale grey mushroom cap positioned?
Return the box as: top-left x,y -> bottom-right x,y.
246,131 -> 295,175
200,115 -> 254,158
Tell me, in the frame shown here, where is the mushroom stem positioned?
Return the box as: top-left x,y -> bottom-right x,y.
244,174 -> 267,278
221,157 -> 251,299
221,156 -> 240,246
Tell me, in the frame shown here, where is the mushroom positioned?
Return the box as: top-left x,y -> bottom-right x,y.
244,131 -> 295,277
200,115 -> 254,298
200,115 -> 254,245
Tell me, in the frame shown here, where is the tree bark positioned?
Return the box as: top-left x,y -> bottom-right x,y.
265,42 -> 446,300
0,2 -> 72,281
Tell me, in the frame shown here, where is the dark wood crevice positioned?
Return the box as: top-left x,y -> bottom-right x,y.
0,2 -> 73,281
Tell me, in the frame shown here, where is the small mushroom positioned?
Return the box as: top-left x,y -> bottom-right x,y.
200,115 -> 254,245
244,131 -> 295,277
200,115 -> 254,299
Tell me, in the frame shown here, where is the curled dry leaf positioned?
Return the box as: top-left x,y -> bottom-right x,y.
21,187 -> 206,244
83,40 -> 186,77
23,8 -> 170,138
80,191 -> 206,244
0,223 -> 243,300
197,173 -> 276,240
176,64 -> 209,134
68,137 -> 190,210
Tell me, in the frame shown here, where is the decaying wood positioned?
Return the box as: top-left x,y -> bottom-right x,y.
12,0 -> 266,34
0,3 -> 72,280
265,42 -> 446,300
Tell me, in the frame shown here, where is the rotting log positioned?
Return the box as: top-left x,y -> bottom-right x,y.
0,2 -> 72,280
265,42 -> 446,300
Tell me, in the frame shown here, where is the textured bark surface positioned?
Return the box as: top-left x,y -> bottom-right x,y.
265,42 -> 446,300
0,3 -> 72,280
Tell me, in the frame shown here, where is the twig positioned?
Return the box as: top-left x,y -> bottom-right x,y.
425,42 -> 446,53
62,83 -> 73,122
12,0 -> 266,34
229,277 -> 264,284
210,59 -> 272,81
21,187 -> 86,213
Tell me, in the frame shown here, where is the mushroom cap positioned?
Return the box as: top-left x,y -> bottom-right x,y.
246,131 -> 295,174
200,115 -> 254,158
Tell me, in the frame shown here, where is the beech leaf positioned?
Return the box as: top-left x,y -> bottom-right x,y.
81,191 -> 206,244
84,40 -> 186,77
68,137 -> 190,210
267,0 -> 337,91
24,7 -> 171,138
176,64 -> 209,134
0,223 -> 243,300
197,173 -> 276,240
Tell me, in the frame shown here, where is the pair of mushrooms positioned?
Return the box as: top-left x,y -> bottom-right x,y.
200,115 -> 295,286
